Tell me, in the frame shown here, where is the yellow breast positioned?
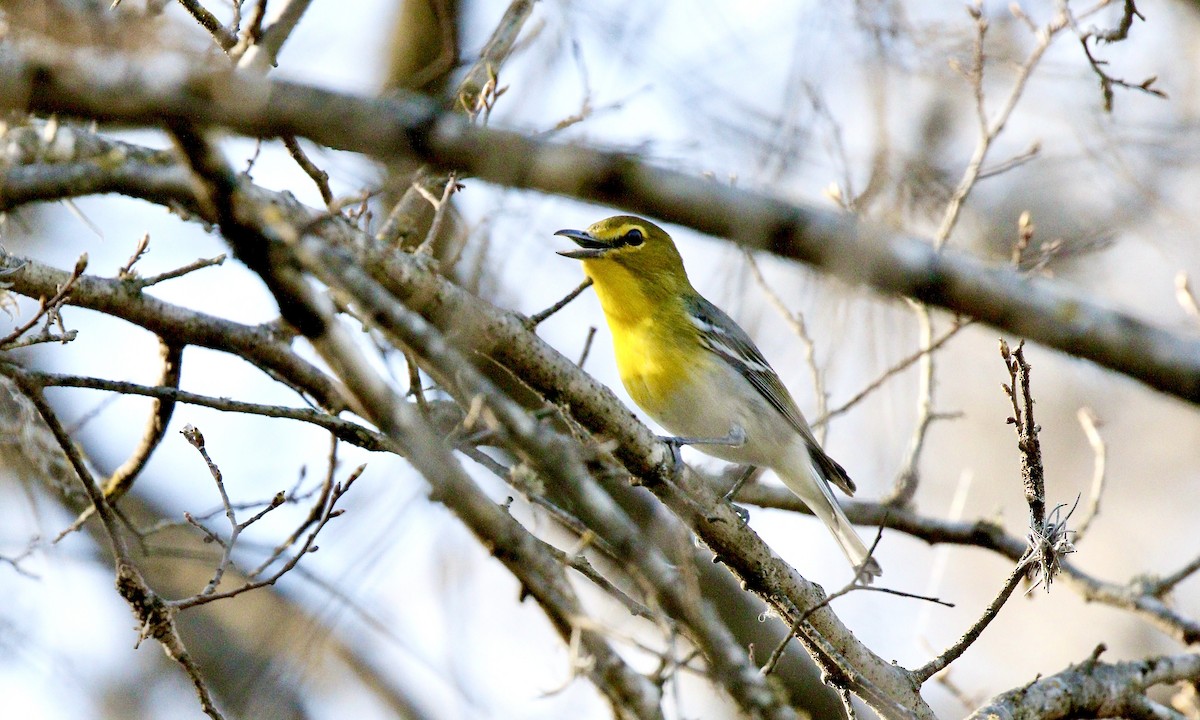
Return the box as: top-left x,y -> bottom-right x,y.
611,318 -> 681,408
580,256 -> 705,423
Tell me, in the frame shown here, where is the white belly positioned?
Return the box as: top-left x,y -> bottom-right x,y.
633,362 -> 803,470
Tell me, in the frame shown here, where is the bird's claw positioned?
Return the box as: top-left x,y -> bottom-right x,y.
709,465 -> 755,524
658,435 -> 687,478
705,502 -> 749,525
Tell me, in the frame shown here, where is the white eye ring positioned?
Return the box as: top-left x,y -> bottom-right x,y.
625,228 -> 645,246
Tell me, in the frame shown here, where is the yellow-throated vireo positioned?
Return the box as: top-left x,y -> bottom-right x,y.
555,215 -> 882,580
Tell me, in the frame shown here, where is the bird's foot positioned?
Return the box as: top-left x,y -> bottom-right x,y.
658,435 -> 688,479
718,465 -> 756,524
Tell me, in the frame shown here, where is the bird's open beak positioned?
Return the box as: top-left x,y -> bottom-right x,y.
554,229 -> 611,259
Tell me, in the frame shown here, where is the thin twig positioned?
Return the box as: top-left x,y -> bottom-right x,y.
761,580 -> 866,676
404,350 -> 430,415
136,255 -> 228,288
977,142 -> 1041,180
819,318 -> 970,427
414,173 -> 460,256
1072,407 -> 1106,542
455,0 -> 534,122
282,135 -> 334,209
1074,0 -> 1165,113
527,278 -> 594,328
935,6 -> 1067,248
743,250 -> 828,443
887,302 -> 937,505
0,253 -> 86,349
247,434 -> 339,579
180,425 -> 241,595
576,326 -> 597,368
912,560 -> 1028,683
21,370 -> 391,452
0,537 -> 41,579
171,465 -> 359,610
118,234 -> 151,278
177,0 -> 238,51
1148,552 -> 1200,599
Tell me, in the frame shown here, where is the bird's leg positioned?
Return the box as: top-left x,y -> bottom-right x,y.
718,465 -> 756,523
658,427 -> 752,523
662,426 -> 747,451
659,427 -> 745,478
658,436 -> 688,475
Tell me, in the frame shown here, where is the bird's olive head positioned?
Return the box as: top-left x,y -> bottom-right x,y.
554,215 -> 685,275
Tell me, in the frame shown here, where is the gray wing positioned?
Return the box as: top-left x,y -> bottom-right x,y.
686,295 -> 856,496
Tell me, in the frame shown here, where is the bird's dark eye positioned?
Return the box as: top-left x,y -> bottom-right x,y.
624,228 -> 645,246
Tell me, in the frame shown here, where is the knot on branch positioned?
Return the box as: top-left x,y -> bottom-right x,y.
116,560 -> 176,645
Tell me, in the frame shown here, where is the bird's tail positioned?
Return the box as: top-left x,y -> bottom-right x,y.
780,453 -> 882,582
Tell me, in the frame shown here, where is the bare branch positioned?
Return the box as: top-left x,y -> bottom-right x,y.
455,0 -> 535,122
0,252 -> 86,349
1146,552 -> 1200,600
19,369 -> 393,451
248,434 -> 337,579
413,172 -> 460,255
1000,339 -> 1046,527
137,255 -> 228,288
740,484 -> 1200,644
0,251 -> 345,411
1073,0 -> 1166,112
967,649 -> 1200,719
888,303 -> 938,505
236,0 -> 315,73
935,6 -> 1067,247
168,123 -> 668,720
103,338 -> 183,502
0,364 -> 227,719
5,56 -> 1200,405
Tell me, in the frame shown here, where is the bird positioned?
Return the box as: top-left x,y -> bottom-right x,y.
555,215 -> 882,580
